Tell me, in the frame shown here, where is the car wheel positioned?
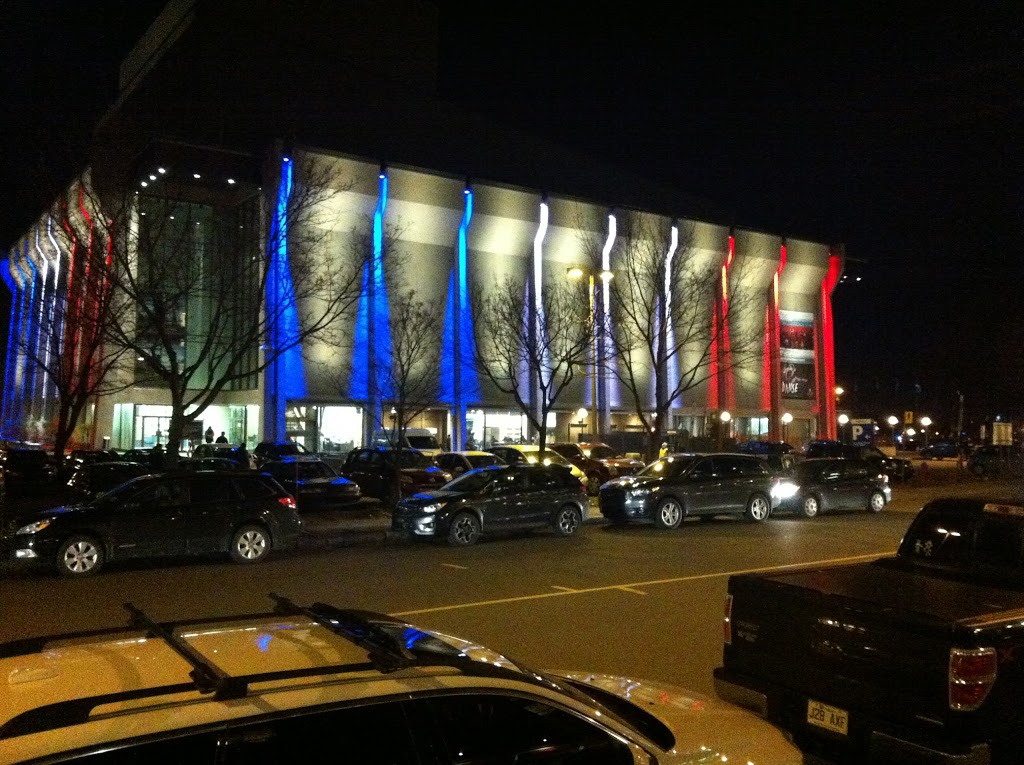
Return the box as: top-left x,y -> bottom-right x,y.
586,472 -> 602,495
56,535 -> 104,577
447,512 -> 481,546
553,505 -> 582,536
230,524 -> 270,564
653,497 -> 683,529
868,491 -> 886,513
800,495 -> 820,519
744,494 -> 771,522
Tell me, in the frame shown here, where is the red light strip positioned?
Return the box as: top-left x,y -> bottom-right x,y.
819,252 -> 842,439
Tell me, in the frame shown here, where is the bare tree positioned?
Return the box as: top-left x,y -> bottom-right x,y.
471,274 -> 593,453
92,156 -> 364,462
10,181 -> 134,468
373,288 -> 443,447
589,214 -> 762,459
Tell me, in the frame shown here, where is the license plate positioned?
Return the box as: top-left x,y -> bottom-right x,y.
807,699 -> 848,735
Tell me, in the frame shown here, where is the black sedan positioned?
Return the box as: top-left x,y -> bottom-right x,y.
3,472 -> 303,576
391,464 -> 587,546
261,457 -> 361,510
772,458 -> 891,518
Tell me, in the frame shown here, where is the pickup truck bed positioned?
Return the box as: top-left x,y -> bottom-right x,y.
715,497 -> 1024,764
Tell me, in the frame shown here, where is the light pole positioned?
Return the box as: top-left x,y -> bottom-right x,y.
887,415 -> 899,454
781,412 -> 793,445
567,266 -> 613,439
838,413 -> 849,443
718,410 -> 731,450
920,416 -> 932,448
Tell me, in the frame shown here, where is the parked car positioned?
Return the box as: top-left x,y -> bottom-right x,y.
918,439 -> 961,459
260,457 -> 361,510
371,427 -> 444,457
599,452 -> 778,528
3,471 -> 302,576
392,463 -> 588,545
735,440 -> 794,456
577,441 -> 646,477
771,457 -> 891,517
177,456 -> 249,473
434,450 -> 505,476
547,441 -> 623,493
338,447 -> 452,504
253,439 -> 315,466
192,442 -> 256,468
487,444 -> 589,489
1,447 -> 58,497
64,460 -> 150,500
0,595 -> 802,765
801,439 -> 915,481
967,444 -> 1024,477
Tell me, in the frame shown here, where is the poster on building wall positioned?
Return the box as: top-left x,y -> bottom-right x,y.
780,310 -> 815,400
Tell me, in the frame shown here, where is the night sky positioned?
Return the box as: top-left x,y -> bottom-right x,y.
3,2 -> 1022,434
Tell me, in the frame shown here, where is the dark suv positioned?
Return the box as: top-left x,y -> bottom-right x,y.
2,448 -> 57,496
599,452 -> 778,528
548,442 -> 613,493
802,440 -> 915,481
338,447 -> 452,504
253,440 -> 314,467
4,472 -> 302,576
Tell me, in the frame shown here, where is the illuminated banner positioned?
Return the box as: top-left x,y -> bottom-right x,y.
780,310 -> 815,400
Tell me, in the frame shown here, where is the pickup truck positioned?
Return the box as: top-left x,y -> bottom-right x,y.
714,497 -> 1024,764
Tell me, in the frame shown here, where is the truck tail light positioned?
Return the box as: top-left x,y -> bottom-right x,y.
949,647 -> 997,711
724,593 -> 733,645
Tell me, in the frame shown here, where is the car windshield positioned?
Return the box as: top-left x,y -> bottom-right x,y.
291,461 -> 335,479
443,467 -> 500,492
88,474 -> 155,505
587,445 -> 617,459
466,453 -> 501,468
521,449 -> 570,467
638,455 -> 697,477
393,450 -> 432,469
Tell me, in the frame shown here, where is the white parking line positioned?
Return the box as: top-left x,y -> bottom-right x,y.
617,586 -> 647,595
441,563 -> 468,570
551,586 -> 577,592
392,551 -> 894,617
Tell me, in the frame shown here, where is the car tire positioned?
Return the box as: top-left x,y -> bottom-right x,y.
447,512 -> 481,546
868,491 -> 886,513
653,497 -> 683,529
56,535 -> 104,577
230,524 -> 271,564
799,495 -> 820,519
744,494 -> 771,522
586,472 -> 602,495
553,505 -> 582,536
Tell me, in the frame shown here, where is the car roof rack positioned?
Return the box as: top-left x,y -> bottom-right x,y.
0,593 -> 537,741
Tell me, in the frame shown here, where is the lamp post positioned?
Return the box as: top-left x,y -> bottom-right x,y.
887,415 -> 899,455
567,266 -> 613,439
781,412 -> 793,445
838,413 -> 849,443
920,416 -> 932,448
718,410 -> 731,450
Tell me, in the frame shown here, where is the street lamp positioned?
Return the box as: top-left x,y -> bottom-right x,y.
920,416 -> 932,448
567,266 -> 614,438
887,415 -> 899,454
781,412 -> 793,444
718,410 -> 731,450
838,413 -> 849,443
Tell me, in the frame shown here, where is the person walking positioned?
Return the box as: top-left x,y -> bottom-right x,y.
215,431 -> 229,444
204,426 -> 214,444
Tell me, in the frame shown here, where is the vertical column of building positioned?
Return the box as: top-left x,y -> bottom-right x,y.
598,212 -> 616,435
762,241 -> 787,438
1,255 -> 20,437
817,249 -> 843,440
26,232 -> 48,429
451,185 -> 478,451
529,198 -> 549,436
41,217 -> 66,430
362,168 -> 391,445
10,248 -> 32,438
719,233 -> 737,414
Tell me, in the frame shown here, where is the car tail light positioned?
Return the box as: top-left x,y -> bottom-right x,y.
949,647 -> 997,711
278,496 -> 297,510
723,593 -> 733,645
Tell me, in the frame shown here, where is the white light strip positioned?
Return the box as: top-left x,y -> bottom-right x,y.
533,200 -> 549,317
665,224 -> 678,313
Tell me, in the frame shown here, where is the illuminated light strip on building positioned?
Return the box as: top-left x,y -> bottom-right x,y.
532,199 -> 549,422
372,169 -> 392,403
664,223 -> 679,406
451,186 -> 480,448
60,202 -> 79,404
43,218 -> 64,410
268,156 -> 307,434
27,229 -> 49,422
718,234 -> 736,412
1,256 -> 19,435
600,213 -> 617,417
819,251 -> 842,439
12,247 -> 31,431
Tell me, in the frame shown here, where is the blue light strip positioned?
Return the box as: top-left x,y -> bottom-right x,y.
454,188 -> 479,448
268,157 -> 306,436
12,247 -> 31,434
44,218 -> 64,408
1,255 -> 19,436
372,172 -> 392,402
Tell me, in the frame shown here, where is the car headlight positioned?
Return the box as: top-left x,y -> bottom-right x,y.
17,519 -> 52,535
421,502 -> 446,514
771,481 -> 799,499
